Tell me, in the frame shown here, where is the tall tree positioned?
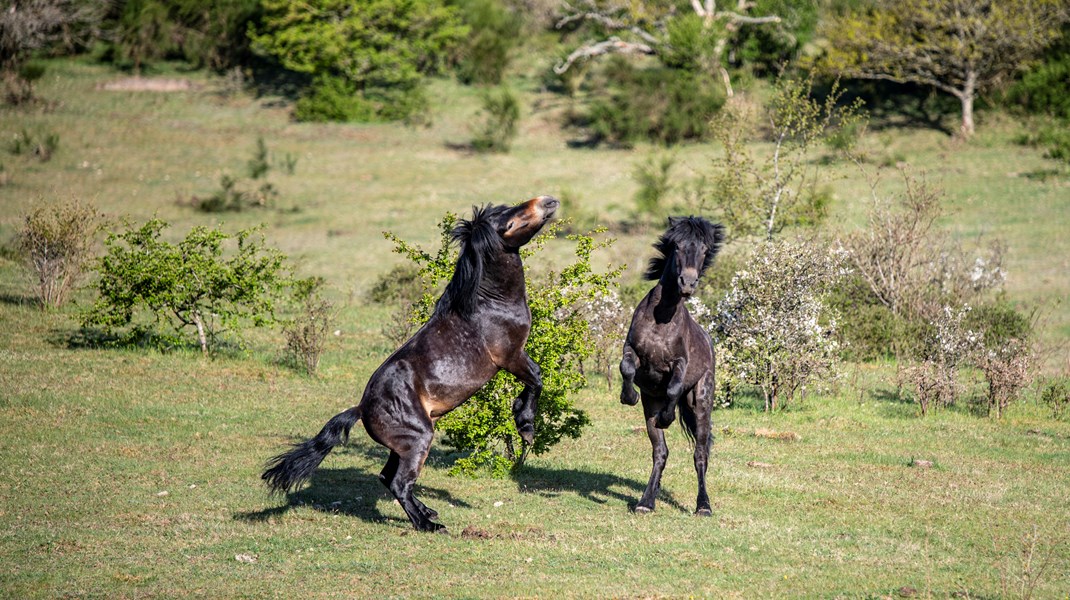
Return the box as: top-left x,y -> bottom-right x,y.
821,0 -> 1070,137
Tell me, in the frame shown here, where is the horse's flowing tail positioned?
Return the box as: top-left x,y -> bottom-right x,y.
261,406 -> 362,494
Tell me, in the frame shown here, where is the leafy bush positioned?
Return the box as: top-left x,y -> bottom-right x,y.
251,0 -> 466,122
454,0 -> 522,85
1004,27 -> 1070,120
283,277 -> 333,376
1040,378 -> 1070,420
708,237 -> 848,411
82,219 -> 288,355
827,274 -> 924,361
577,59 -> 725,147
707,74 -> 864,240
384,216 -> 622,476
470,86 -> 520,153
17,198 -> 104,309
101,0 -> 258,72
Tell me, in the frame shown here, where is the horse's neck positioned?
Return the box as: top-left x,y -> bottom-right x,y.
648,282 -> 685,324
480,251 -> 526,303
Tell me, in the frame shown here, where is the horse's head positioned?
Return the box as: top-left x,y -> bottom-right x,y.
495,195 -> 559,248
644,216 -> 725,297
440,196 -> 559,319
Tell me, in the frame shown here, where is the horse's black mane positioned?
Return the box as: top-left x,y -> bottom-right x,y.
643,216 -> 725,281
436,204 -> 508,319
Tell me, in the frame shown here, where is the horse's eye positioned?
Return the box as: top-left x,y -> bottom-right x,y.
504,220 -> 515,232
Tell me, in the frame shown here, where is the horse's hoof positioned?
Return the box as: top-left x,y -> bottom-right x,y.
634,505 -> 654,514
654,413 -> 675,429
620,392 -> 638,406
695,508 -> 712,517
418,521 -> 447,533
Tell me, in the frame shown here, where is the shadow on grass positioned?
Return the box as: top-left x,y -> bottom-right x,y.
235,440 -> 473,527
512,464 -> 687,514
0,292 -> 39,308
234,467 -> 473,527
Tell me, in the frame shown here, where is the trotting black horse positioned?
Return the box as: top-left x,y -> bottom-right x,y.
262,196 -> 559,531
620,216 -> 724,515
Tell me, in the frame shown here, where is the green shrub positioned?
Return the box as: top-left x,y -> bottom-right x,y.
251,0 -> 465,122
578,59 -> 725,147
470,86 -> 520,153
631,153 -> 675,218
82,219 -> 288,355
1040,378 -> 1070,420
827,275 -> 924,361
455,0 -> 522,85
965,297 -> 1033,350
384,216 -> 622,476
102,0 -> 259,72
17,198 -> 104,309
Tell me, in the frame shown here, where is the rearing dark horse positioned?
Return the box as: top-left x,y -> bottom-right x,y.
620,216 -> 724,515
262,196 -> 559,531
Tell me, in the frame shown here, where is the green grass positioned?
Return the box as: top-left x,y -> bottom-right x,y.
1,59 -> 1069,598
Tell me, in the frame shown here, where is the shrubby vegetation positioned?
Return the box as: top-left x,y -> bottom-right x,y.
17,198 -> 104,309
470,86 -> 521,153
705,74 -> 864,240
250,0 -> 467,122
702,237 -> 848,412
82,219 -> 289,355
385,216 -> 622,476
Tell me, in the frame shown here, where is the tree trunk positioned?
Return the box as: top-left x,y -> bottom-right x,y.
958,70 -> 977,138
193,311 -> 208,355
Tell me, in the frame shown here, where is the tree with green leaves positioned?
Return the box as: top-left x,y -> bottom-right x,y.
707,74 -> 865,240
820,0 -> 1070,137
249,0 -> 468,122
82,219 -> 289,355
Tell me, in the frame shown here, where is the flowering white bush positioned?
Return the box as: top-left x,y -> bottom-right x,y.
700,238 -> 848,411
574,289 -> 629,385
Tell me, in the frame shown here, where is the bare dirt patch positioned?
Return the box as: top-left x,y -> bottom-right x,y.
98,78 -> 198,92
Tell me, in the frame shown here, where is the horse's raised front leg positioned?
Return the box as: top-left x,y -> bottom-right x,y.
636,394 -> 668,513
689,369 -> 714,516
503,351 -> 541,446
655,357 -> 688,428
620,343 -> 639,406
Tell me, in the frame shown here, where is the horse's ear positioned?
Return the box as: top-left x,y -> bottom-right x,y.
667,216 -> 683,227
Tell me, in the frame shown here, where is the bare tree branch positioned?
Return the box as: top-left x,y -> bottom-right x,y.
553,37 -> 656,74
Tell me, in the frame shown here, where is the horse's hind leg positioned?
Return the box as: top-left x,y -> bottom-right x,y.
636,394 -> 669,513
380,451 -> 437,520
684,370 -> 714,516
373,423 -> 443,531
620,344 -> 639,406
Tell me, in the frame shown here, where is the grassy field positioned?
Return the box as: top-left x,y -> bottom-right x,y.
1,59 -> 1069,598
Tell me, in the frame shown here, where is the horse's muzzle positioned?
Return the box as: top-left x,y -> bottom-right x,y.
536,195 -> 559,220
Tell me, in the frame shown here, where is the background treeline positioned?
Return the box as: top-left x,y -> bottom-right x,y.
5,0 -> 1068,141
